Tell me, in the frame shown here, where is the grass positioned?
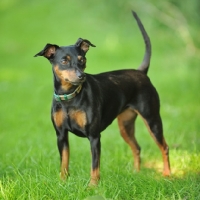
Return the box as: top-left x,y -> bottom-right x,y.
0,0 -> 200,199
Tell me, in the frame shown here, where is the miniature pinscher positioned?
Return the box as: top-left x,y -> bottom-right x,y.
34,11 -> 170,186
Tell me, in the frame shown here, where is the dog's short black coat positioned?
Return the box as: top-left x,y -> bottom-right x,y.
35,11 -> 170,186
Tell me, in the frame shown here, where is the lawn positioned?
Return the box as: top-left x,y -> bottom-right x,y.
0,0 -> 200,199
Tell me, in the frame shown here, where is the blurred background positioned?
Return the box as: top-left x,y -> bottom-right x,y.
0,0 -> 200,176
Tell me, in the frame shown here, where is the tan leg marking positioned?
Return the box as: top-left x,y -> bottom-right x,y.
53,109 -> 66,127
60,147 -> 70,180
89,167 -> 100,187
117,109 -> 140,171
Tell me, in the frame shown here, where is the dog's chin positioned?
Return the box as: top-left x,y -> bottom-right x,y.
68,77 -> 86,85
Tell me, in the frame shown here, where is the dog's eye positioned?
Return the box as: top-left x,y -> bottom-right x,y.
78,55 -> 86,64
61,59 -> 68,65
80,58 -> 86,63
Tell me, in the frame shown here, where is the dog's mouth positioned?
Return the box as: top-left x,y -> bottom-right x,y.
66,77 -> 86,85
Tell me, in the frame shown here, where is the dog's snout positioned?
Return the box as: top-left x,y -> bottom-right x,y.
76,70 -> 85,80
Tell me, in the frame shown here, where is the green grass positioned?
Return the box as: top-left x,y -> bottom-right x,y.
0,0 -> 200,199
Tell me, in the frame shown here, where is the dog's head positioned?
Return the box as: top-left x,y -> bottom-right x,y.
34,38 -> 96,86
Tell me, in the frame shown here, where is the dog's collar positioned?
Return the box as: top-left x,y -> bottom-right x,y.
54,84 -> 82,101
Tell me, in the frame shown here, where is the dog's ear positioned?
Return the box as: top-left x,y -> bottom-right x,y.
75,38 -> 96,53
34,44 -> 59,59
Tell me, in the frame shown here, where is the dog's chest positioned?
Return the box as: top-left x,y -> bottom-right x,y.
52,104 -> 88,135
67,108 -> 87,129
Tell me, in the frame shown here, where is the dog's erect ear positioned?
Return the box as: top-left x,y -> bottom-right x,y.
34,44 -> 59,59
75,38 -> 96,53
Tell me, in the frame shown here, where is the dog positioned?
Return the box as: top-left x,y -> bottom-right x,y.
34,11 -> 170,186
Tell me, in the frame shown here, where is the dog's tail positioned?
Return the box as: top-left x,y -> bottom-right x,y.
132,11 -> 151,74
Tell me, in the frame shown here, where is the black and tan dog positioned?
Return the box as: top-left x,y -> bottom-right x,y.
34,11 -> 170,186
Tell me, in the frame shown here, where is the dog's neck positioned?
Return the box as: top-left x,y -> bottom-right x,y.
53,84 -> 82,101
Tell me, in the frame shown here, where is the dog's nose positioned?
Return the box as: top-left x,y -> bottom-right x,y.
76,70 -> 85,80
78,73 -> 85,80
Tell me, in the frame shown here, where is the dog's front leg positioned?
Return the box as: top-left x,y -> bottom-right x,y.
88,135 -> 101,186
56,130 -> 70,180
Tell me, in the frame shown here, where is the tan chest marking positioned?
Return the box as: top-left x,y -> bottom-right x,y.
53,109 -> 66,127
69,109 -> 87,128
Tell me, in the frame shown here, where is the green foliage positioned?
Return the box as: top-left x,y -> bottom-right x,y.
0,0 -> 200,199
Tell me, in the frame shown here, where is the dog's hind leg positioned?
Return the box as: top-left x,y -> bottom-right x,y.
117,108 -> 141,171
135,110 -> 171,176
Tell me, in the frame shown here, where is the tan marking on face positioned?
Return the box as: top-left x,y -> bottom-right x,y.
77,55 -> 82,60
66,55 -> 71,60
69,109 -> 87,128
60,147 -> 69,180
77,55 -> 86,65
53,109 -> 66,127
54,65 -> 74,91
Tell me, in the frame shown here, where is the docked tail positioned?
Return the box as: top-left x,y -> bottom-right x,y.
132,11 -> 151,74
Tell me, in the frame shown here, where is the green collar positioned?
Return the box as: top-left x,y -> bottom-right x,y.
54,84 -> 82,101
